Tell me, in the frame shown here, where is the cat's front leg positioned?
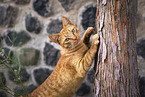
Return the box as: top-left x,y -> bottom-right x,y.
82,27 -> 95,48
78,34 -> 99,77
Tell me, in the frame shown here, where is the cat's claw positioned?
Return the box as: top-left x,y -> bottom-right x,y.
93,34 -> 99,45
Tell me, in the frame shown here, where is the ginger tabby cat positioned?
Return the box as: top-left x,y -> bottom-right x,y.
22,16 -> 99,97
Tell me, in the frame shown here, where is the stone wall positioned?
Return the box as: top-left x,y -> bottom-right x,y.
0,0 -> 145,97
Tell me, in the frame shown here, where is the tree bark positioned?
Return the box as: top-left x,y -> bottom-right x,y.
94,0 -> 140,97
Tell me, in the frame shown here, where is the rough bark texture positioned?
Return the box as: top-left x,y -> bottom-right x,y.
94,0 -> 140,97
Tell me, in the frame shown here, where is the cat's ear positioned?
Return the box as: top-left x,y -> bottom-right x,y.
62,16 -> 73,27
48,34 -> 60,44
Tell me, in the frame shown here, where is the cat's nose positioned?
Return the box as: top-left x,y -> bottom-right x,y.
72,37 -> 77,40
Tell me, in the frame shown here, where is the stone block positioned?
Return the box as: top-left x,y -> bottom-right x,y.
5,30 -> 31,47
0,35 -> 3,48
33,0 -> 52,17
0,5 -> 18,27
0,72 -> 6,87
81,4 -> 96,30
0,48 -> 13,64
19,48 -> 40,66
136,38 -> 145,59
14,84 -> 37,97
0,0 -> 13,2
76,83 -> 91,96
47,19 -> 63,34
58,0 -> 74,11
15,0 -> 30,4
0,90 -> 7,97
8,67 -> 30,84
43,43 -> 60,66
139,77 -> 145,97
25,14 -> 41,34
33,68 -> 52,85
87,68 -> 95,83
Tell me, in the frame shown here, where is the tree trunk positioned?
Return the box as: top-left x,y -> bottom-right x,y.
94,0 -> 140,97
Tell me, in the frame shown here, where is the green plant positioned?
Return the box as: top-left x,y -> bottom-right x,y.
0,33 -> 28,97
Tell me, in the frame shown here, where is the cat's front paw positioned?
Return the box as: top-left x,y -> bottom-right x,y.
87,27 -> 95,34
93,34 -> 99,45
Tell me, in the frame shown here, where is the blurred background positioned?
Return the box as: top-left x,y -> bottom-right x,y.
0,0 -> 145,97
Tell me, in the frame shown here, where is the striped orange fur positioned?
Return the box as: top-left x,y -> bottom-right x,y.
21,16 -> 99,97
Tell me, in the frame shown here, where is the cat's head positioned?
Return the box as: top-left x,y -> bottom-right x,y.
49,16 -> 81,50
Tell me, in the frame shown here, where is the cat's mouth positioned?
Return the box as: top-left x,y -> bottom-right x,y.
63,43 -> 72,48
73,38 -> 78,42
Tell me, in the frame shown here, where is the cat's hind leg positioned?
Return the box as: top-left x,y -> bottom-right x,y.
82,27 -> 95,48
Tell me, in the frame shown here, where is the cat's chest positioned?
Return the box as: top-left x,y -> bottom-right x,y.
62,54 -> 83,66
59,55 -> 82,78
